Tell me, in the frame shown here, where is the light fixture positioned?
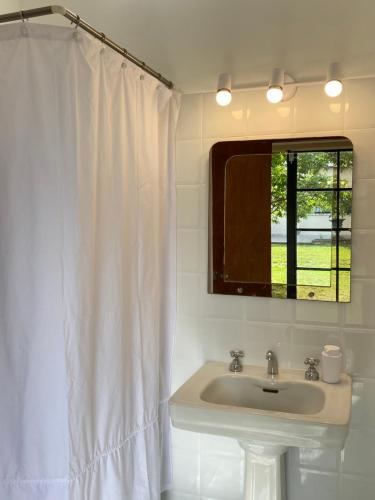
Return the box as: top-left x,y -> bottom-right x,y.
267,68 -> 284,103
325,63 -> 343,97
216,73 -> 232,106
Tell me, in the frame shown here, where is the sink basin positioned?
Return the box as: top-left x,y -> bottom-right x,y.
170,361 -> 352,449
201,375 -> 325,415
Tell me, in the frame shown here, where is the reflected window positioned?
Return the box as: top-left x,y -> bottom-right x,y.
271,149 -> 352,301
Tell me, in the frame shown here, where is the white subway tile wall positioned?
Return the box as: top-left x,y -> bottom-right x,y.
165,80 -> 375,500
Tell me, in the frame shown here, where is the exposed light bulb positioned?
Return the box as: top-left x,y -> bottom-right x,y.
266,86 -> 283,104
325,63 -> 343,97
216,89 -> 232,106
216,73 -> 232,107
324,79 -> 343,98
267,68 -> 284,104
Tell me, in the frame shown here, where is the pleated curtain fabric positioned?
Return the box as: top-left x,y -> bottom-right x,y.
0,22 -> 180,500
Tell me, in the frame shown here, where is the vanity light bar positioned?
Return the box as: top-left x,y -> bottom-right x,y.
214,64 -> 375,105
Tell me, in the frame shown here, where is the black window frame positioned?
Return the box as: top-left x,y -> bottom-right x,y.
285,149 -> 352,301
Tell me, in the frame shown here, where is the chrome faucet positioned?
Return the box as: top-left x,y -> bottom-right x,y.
229,350 -> 244,372
265,350 -> 278,376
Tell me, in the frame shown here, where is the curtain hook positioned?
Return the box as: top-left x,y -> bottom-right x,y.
19,10 -> 28,36
71,15 -> 80,39
121,48 -> 128,68
140,62 -> 147,80
99,33 -> 106,54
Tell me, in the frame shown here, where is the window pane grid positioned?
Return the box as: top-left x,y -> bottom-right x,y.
289,149 -> 352,302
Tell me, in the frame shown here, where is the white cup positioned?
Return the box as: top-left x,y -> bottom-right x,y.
321,345 -> 342,384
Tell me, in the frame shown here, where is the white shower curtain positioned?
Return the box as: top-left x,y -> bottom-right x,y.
0,22 -> 179,500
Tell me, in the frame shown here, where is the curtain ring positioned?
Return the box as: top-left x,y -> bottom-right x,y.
19,10 -> 25,22
75,15 -> 80,29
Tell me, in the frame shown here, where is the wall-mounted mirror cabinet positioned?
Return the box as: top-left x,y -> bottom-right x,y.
208,137 -> 353,302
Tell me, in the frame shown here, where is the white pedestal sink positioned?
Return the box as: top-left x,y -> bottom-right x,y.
169,362 -> 351,500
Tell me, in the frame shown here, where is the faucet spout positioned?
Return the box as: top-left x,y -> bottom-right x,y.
265,350 -> 278,376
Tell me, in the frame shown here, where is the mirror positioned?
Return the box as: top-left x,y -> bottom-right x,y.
208,137 -> 353,302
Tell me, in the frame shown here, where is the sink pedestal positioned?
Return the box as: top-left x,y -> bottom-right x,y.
239,442 -> 287,500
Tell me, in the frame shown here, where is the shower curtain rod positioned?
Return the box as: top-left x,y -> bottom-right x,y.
0,5 -> 174,89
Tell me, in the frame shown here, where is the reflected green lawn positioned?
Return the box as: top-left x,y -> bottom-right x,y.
271,243 -> 351,302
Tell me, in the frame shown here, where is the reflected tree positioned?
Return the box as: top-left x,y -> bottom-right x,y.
271,151 -> 352,224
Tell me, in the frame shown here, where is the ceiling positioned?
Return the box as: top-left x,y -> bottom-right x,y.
6,0 -> 375,92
